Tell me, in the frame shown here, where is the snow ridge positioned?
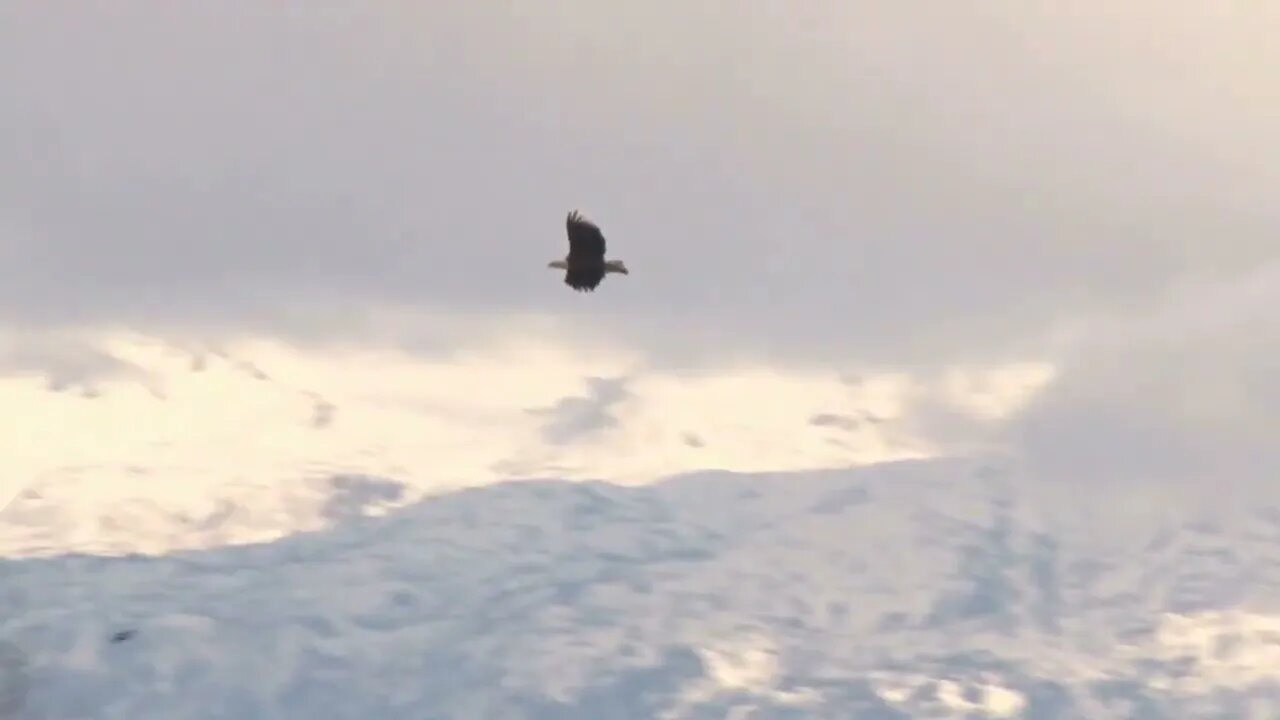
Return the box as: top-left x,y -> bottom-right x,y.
4,458 -> 1280,719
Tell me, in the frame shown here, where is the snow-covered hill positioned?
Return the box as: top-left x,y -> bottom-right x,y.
3,332 -> 1276,718
5,460 -> 1280,718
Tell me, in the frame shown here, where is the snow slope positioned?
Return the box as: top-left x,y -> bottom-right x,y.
2,333 -> 1276,718
5,460 -> 1280,718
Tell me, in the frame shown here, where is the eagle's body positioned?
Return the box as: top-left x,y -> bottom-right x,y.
549,210 -> 628,291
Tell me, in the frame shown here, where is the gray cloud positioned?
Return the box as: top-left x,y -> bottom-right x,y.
0,331 -> 155,396
1,2 -> 1277,370
529,376 -> 631,446
1003,260 -> 1280,495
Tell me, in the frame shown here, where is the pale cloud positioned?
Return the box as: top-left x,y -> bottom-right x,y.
2,331 -> 1049,552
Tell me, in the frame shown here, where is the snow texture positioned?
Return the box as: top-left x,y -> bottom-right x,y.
5,458 -> 1280,718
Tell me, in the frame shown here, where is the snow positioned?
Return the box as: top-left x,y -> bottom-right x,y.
1,333 -> 1276,718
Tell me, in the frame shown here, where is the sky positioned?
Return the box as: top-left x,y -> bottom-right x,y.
1,1 -> 1276,487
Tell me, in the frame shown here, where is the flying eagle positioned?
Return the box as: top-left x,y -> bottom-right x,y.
548,210 -> 629,292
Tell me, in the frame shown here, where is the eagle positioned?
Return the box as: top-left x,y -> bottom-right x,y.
548,210 -> 629,292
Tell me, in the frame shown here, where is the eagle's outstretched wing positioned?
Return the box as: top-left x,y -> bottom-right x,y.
565,210 -> 606,259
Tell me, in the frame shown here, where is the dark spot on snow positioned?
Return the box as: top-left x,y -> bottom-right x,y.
236,360 -> 270,381
323,474 -> 406,521
809,413 -> 862,431
311,398 -> 336,429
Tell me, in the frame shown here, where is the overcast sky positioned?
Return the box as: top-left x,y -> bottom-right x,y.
3,2 -> 1277,483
